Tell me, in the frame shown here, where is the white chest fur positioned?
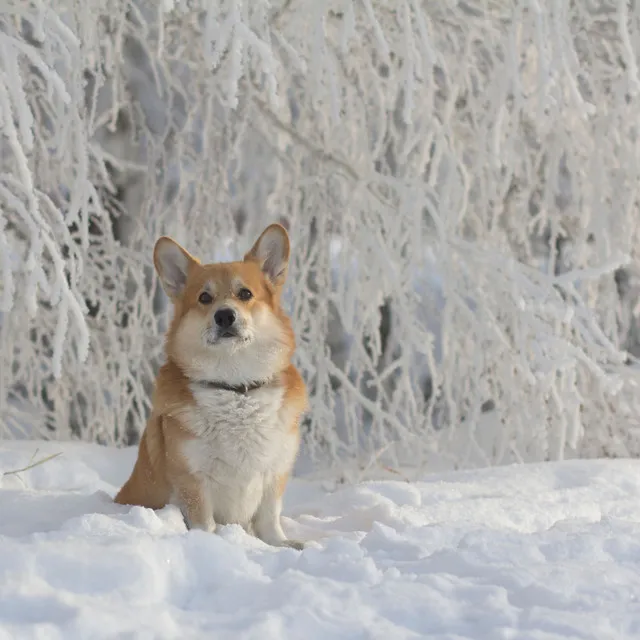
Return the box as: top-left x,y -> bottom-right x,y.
180,383 -> 298,527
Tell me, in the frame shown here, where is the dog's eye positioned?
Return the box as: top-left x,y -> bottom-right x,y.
198,291 -> 213,305
237,288 -> 253,301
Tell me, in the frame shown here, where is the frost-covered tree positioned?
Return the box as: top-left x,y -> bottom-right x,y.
2,0 -> 640,475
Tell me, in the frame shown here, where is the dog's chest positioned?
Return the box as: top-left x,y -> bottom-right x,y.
183,385 -> 289,476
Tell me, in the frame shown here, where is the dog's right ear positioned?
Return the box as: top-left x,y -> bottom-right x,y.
244,224 -> 290,288
154,237 -> 199,300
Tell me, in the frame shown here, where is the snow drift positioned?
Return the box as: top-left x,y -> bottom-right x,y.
1,440 -> 640,639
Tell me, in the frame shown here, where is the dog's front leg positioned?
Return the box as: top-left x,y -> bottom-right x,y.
174,474 -> 216,533
252,479 -> 304,550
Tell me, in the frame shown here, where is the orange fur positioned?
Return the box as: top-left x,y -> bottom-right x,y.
115,224 -> 308,549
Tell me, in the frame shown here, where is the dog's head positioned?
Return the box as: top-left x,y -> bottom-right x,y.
155,224 -> 295,385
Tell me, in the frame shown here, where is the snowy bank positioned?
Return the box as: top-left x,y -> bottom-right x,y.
1,440 -> 639,639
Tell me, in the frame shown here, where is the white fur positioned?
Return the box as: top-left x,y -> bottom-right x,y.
179,383 -> 299,544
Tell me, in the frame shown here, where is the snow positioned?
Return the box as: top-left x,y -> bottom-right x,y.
1,440 -> 640,639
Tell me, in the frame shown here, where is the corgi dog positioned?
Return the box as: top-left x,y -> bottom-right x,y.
114,224 -> 308,549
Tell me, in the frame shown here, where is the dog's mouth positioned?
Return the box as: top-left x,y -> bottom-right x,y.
205,327 -> 250,345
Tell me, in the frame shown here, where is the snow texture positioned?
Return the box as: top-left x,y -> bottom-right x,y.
2,439 -> 640,639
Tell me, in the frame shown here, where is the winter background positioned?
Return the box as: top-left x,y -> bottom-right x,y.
3,1 -> 640,638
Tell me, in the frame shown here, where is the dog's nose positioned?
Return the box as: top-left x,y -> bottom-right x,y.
214,307 -> 236,329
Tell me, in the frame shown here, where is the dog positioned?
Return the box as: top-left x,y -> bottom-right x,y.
114,224 -> 308,549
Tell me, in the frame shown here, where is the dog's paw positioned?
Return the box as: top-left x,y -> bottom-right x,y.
280,539 -> 305,550
183,513 -> 216,534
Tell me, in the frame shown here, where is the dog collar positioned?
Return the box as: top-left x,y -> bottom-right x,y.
196,379 -> 271,394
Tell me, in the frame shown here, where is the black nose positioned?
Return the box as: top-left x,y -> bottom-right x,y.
214,307 -> 236,329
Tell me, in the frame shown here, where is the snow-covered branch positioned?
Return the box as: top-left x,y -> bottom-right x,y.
2,0 -> 640,473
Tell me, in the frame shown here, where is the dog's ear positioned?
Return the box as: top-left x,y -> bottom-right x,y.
154,237 -> 199,300
244,224 -> 290,287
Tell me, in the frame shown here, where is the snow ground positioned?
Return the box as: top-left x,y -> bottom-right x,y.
1,441 -> 640,639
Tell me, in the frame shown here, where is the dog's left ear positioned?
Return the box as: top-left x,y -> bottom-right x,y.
244,224 -> 290,287
154,236 -> 199,301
